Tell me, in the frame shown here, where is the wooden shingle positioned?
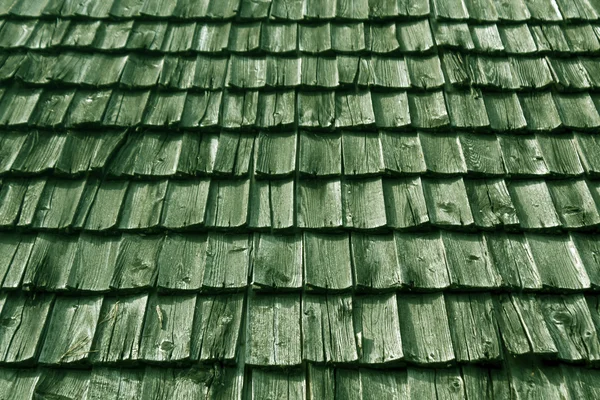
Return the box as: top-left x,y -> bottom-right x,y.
407,91 -> 450,129
446,293 -> 502,363
465,178 -> 519,229
22,233 -> 78,291
380,132 -> 426,174
508,180 -> 561,230
459,133 -> 505,175
298,179 -> 342,228
423,177 -> 474,227
498,134 -> 549,176
446,89 -> 490,130
331,23 -> 366,52
157,234 -> 207,291
398,293 -> 454,365
252,234 -> 302,291
441,231 -> 501,289
203,233 -> 249,291
192,293 -> 244,362
372,92 -> 411,128
301,56 -> 338,88
249,178 -> 295,230
419,132 -> 467,175
111,234 -> 163,290
486,232 -> 542,290
303,293 -> 358,363
0,292 -> 54,363
526,234 -> 590,290
118,181 -> 168,230
205,179 -> 250,228
572,233 -> 600,288
39,295 -> 103,365
547,178 -> 600,229
351,233 -> 403,291
354,293 -> 403,364
303,232 -> 352,291
67,234 -> 121,292
493,293 -> 557,356
247,293 -> 301,366
395,232 -> 451,290
342,178 -> 387,229
90,294 -> 148,364
140,294 -> 196,363
0,234 -> 34,289
383,177 -> 429,229
540,294 -> 600,362
371,57 -> 410,88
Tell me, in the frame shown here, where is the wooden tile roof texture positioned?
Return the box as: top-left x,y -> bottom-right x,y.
1,0 -> 600,397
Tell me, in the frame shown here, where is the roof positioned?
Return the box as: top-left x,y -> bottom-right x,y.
1,0 -> 600,398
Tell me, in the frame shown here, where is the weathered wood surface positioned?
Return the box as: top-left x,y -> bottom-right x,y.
398,293 -> 455,365
140,294 -> 196,363
192,293 -> 244,362
39,295 -> 103,365
354,293 -> 403,364
246,293 -> 301,366
303,293 -> 358,363
252,234 -> 302,290
304,232 -> 353,291
91,294 -> 149,364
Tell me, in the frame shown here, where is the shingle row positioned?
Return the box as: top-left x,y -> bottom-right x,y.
3,129 -> 600,179
1,17 -> 600,55
1,86 -> 600,131
4,361 -> 599,400
1,230 -> 599,292
434,21 -> 600,54
2,287 -> 600,367
0,19 -> 436,54
0,365 -> 242,399
2,0 -> 600,22
7,51 -> 600,93
3,174 -> 600,231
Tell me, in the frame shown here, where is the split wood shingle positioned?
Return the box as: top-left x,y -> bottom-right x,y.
0,1 -> 600,398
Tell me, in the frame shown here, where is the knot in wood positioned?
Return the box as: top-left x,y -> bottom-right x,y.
550,310 -> 572,325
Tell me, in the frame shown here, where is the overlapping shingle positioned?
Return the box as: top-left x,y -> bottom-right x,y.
1,2 -> 600,398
